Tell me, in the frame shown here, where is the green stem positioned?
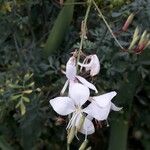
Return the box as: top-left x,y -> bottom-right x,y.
108,117 -> 128,150
76,0 -> 92,71
92,0 -> 124,50
108,72 -> 140,150
67,144 -> 70,150
63,2 -> 86,5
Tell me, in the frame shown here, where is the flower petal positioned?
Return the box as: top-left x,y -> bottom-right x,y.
75,114 -> 95,135
76,75 -> 98,93
83,102 -> 111,121
66,56 -> 77,81
69,83 -> 90,106
49,97 -> 75,116
92,91 -> 117,107
111,103 -> 122,111
86,115 -> 93,121
89,55 -> 100,76
78,55 -> 100,76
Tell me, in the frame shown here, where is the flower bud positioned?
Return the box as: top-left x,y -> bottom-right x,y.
133,26 -> 140,39
128,36 -> 139,50
134,43 -> 146,54
139,30 -> 147,45
67,126 -> 76,144
122,13 -> 134,31
76,115 -> 85,131
79,139 -> 88,150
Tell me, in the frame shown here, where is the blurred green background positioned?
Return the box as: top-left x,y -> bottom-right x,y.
0,0 -> 149,150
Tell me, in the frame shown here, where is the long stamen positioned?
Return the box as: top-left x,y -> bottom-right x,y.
75,131 -> 80,140
66,113 -> 76,130
79,57 -> 88,72
60,80 -> 69,95
85,128 -> 88,141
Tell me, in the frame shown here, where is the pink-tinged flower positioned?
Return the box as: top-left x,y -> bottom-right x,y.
83,92 -> 122,121
61,56 -> 98,94
78,54 -> 100,76
50,83 -> 95,135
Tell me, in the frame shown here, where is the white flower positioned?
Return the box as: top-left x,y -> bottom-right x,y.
50,83 -> 95,135
83,92 -> 122,121
61,56 -> 98,94
78,54 -> 100,76
50,83 -> 122,136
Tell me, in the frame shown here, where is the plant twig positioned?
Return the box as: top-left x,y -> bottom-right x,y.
13,34 -> 24,66
76,0 -> 92,71
92,0 -> 125,50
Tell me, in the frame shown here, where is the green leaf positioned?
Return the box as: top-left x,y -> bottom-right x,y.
11,94 -> 22,101
8,84 -> 23,89
22,96 -> 30,103
15,101 -> 21,108
20,101 -> 26,115
22,90 -> 32,94
44,0 -> 74,57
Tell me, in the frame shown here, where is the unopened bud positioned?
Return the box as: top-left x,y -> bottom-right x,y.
133,27 -> 140,39
76,115 -> 85,131
139,30 -> 147,45
67,127 -> 76,144
122,13 -> 134,31
128,36 -> 139,50
134,43 -> 145,54
79,139 -> 88,150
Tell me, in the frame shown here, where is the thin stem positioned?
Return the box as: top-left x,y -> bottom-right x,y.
92,0 -> 125,50
13,34 -> 24,66
63,2 -> 86,5
67,144 -> 70,150
76,0 -> 92,72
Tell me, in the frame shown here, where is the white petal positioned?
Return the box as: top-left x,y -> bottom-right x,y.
69,83 -> 90,106
76,75 -> 98,93
49,97 -> 75,116
83,102 -> 111,121
111,103 -> 122,111
66,56 -> 77,81
78,55 -> 100,76
92,91 -> 117,107
86,115 -> 93,121
75,114 -> 95,135
89,55 -> 100,76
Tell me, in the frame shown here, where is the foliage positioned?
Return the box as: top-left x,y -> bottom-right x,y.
0,0 -> 150,150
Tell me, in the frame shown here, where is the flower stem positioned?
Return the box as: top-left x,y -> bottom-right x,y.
76,0 -> 92,71
92,0 -> 125,50
67,144 -> 70,150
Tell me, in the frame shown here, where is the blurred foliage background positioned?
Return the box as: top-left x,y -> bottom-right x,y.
0,0 -> 150,150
